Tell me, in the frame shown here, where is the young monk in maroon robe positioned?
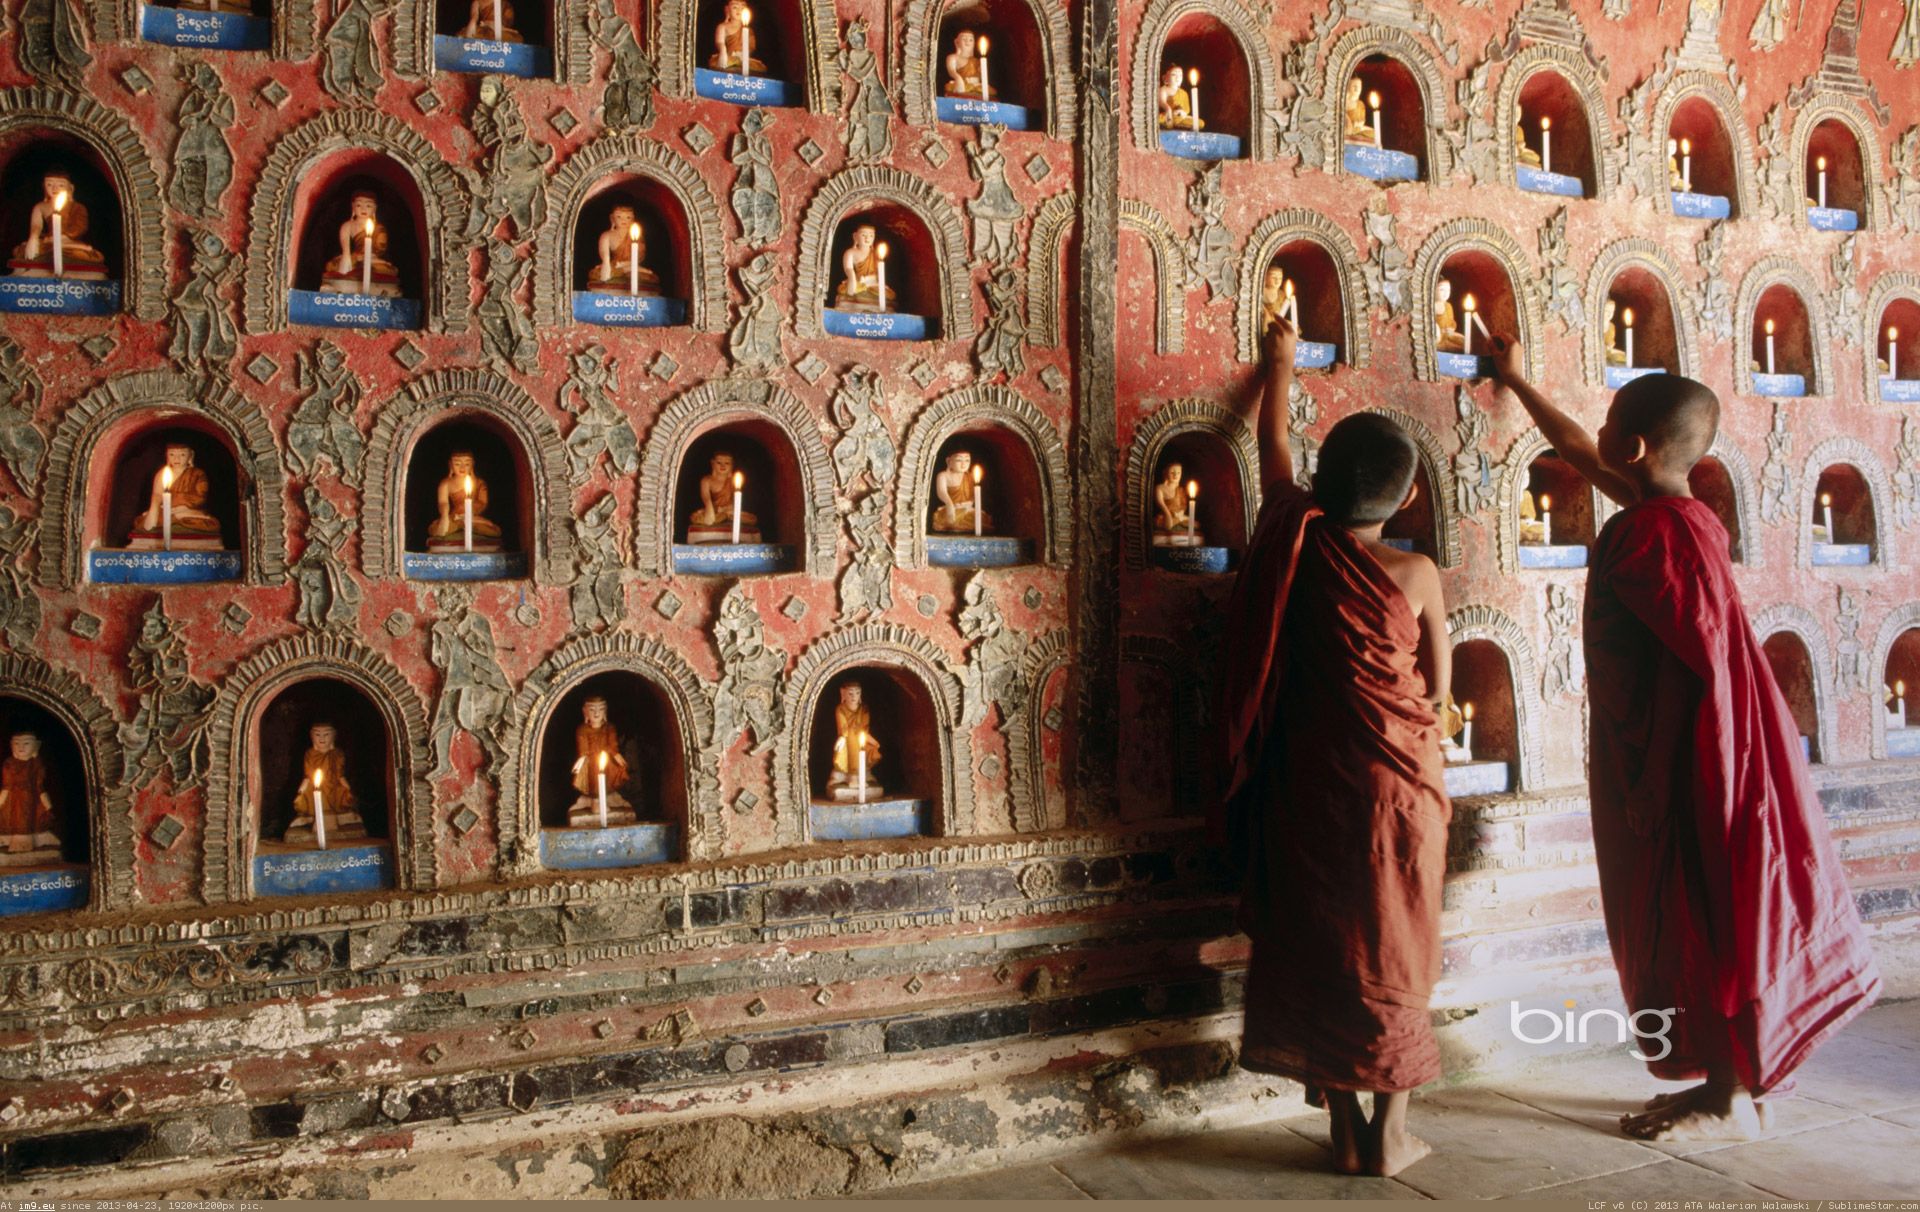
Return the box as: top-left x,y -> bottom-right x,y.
1212,319 -> 1453,1177
1489,336 -> 1880,1141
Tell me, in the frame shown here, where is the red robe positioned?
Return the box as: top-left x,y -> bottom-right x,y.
1586,497 -> 1879,1094
1211,483 -> 1452,1092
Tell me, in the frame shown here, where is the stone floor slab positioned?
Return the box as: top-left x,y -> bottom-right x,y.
1522,1158 -> 1778,1199
1051,1121 -> 1426,1200
869,1162 -> 1092,1200
1682,1116 -> 1920,1198
1784,1021 -> 1920,1115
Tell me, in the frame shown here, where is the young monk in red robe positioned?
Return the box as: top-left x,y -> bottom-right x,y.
1489,336 -> 1880,1141
1212,318 -> 1453,1177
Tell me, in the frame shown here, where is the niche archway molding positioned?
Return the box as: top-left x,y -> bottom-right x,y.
1493,45 -> 1618,198
1751,603 -> 1840,766
1703,436 -> 1764,568
1119,199 -> 1185,355
1868,604 -> 1920,760
1786,97 -> 1885,231
1581,238 -> 1702,388
1647,71 -> 1758,217
201,633 -> 436,904
632,377 -> 838,577
893,384 -> 1072,569
1409,217 -> 1546,383
1128,0 -> 1279,160
532,132 -> 728,330
1733,256 -> 1832,398
1366,405 -> 1462,569
498,630 -> 718,874
1006,629 -> 1070,833
1317,25 -> 1453,182
793,165 -> 975,341
1121,397 -> 1257,572
37,370 -> 287,590
900,0 -> 1076,138
1493,428 -> 1598,575
656,0 -> 841,112
1234,207 -> 1373,367
1863,272 -> 1920,405
1797,437 -> 1895,570
1445,604 -> 1547,792
774,623 -> 973,846
360,368 -> 572,584
1026,190 -> 1076,347
0,652 -> 130,911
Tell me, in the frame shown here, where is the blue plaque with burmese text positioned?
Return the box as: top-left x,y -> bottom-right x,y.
810,797 -> 929,841
1752,372 -> 1806,398
1671,191 -> 1731,220
0,278 -> 120,316
1518,544 -> 1589,569
88,549 -> 242,585
1880,377 -> 1920,402
671,543 -> 795,575
0,865 -> 87,918
822,308 -> 932,341
1437,351 -> 1493,380
254,843 -> 392,897
140,3 -> 268,49
694,67 -> 801,107
1294,340 -> 1336,370
1444,761 -> 1512,798
1807,206 -> 1859,232
289,289 -> 422,331
1888,727 -> 1920,758
1811,542 -> 1871,567
1342,142 -> 1418,182
1516,165 -> 1583,197
1604,366 -> 1660,390
1149,545 -> 1232,574
926,535 -> 1029,568
433,34 -> 549,77
571,292 -> 687,327
540,823 -> 679,870
936,96 -> 1032,130
1158,130 -> 1243,161
403,551 -> 529,581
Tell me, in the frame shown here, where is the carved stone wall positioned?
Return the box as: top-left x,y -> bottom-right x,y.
1128,0 -> 1278,160
1798,436 -> 1897,570
1409,217 -> 1547,383
1863,271 -> 1920,404
1445,604 -> 1547,793
900,0 -> 1077,139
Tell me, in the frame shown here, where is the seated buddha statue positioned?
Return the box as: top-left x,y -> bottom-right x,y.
1667,139 -> 1687,191
0,732 -> 61,867
318,192 -> 403,298
1433,279 -> 1466,354
1151,461 -> 1201,547
1343,76 -> 1375,144
942,29 -> 994,99
283,722 -> 368,847
1518,489 -> 1546,545
1603,299 -> 1628,367
686,450 -> 761,544
126,443 -> 225,551
9,172 -> 110,281
1157,65 -> 1201,131
425,451 -> 504,553
833,223 -> 893,311
931,450 -> 992,534
171,0 -> 256,15
567,696 -> 636,827
586,205 -> 660,294
709,0 -> 766,72
1515,119 -> 1542,169
460,0 -> 523,39
825,682 -> 885,801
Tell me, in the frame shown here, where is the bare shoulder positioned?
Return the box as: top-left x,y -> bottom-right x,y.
1367,543 -> 1442,613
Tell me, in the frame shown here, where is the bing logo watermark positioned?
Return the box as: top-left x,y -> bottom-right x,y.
1509,998 -> 1676,1061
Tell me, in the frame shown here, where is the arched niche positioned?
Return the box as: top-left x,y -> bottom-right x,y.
1583,240 -> 1700,387
1235,208 -> 1372,368
1734,258 -> 1830,398
1803,452 -> 1885,569
500,632 -> 715,872
1320,27 -> 1450,183
1025,190 -> 1074,348
1755,616 -> 1831,765
361,369 -> 570,584
656,0 -> 839,112
1005,630 -> 1070,833
894,384 -> 1071,570
1689,438 -> 1762,567
38,371 -> 285,590
399,412 -> 536,577
92,0 -> 311,56
202,634 -> 434,904
1368,406 -> 1460,569
902,0 -> 1075,138
824,205 -> 944,331
634,378 -> 836,577
1799,110 -> 1875,228
287,153 -> 430,320
1445,605 -> 1545,792
670,420 -> 805,572
534,674 -> 683,854
1410,218 -> 1545,383
85,418 -> 246,575
0,89 -> 165,319
0,132 -> 127,291
924,428 -> 1045,563
1652,75 -> 1756,217
1869,607 -> 1920,759
1496,431 -> 1600,574
1124,400 -> 1256,571
1119,199 -> 1184,355
434,0 -> 552,64
1496,48 -> 1614,199
1864,272 -> 1920,404
794,166 -> 973,342
249,675 -> 397,896
775,624 -> 973,847
0,653 -> 127,912
245,110 -> 468,333
1129,0 -> 1277,160
534,133 -> 727,330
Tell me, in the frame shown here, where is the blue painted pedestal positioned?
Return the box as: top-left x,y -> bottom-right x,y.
1888,727 -> 1920,758
822,309 -> 933,341
672,543 -> 795,575
1801,735 -> 1813,762
1604,366 -> 1661,390
1879,378 -> 1920,402
540,823 -> 679,870
1752,372 -> 1806,398
289,289 -> 422,331
1437,351 -> 1493,380
433,34 -> 550,76
936,96 -> 1032,130
1342,142 -> 1418,182
1811,542 -> 1871,567
1444,760 -> 1512,798
1808,206 -> 1859,232
0,865 -> 87,917
694,68 -> 801,107
810,797 -> 929,841
1294,341 -> 1336,370
0,278 -> 121,316
403,551 -> 529,580
1518,544 -> 1589,569
1149,545 -> 1232,574
140,4 -> 269,48
572,293 -> 687,327
254,843 -> 393,897
1157,130 -> 1243,161
88,549 -> 242,584
1670,191 -> 1731,220
926,535 -> 1030,568
1516,166 -> 1583,197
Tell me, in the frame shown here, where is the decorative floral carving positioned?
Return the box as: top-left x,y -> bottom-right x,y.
1827,235 -> 1863,350
1694,220 -> 1733,344
1452,386 -> 1495,520
561,344 -> 639,482
1537,208 -> 1583,333
16,0 -> 92,84
0,506 -> 38,650
1760,403 -> 1794,525
957,574 -> 1028,730
321,0 -> 392,103
1361,195 -> 1409,318
477,242 -> 541,375
1542,583 -> 1581,699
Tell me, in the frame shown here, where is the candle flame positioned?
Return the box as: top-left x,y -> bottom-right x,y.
874,240 -> 889,261
1899,680 -> 1907,697
1367,89 -> 1381,108
856,730 -> 867,747
971,463 -> 984,484
161,465 -> 174,490
628,221 -> 641,241
1817,155 -> 1827,170
313,767 -> 324,789
739,5 -> 751,24
1462,701 -> 1475,721
598,750 -> 608,771
363,217 -> 375,237
1891,326 -> 1900,341
463,473 -> 473,495
976,34 -> 988,54
1186,479 -> 1198,501
1540,493 -> 1551,512
1284,277 -> 1295,297
1622,306 -> 1634,327
1765,317 -> 1776,335
1681,137 -> 1691,155
1462,291 -> 1477,312
1540,115 -> 1551,131
732,470 -> 744,490
1187,67 -> 1199,86
1821,491 -> 1832,506
52,189 -> 68,212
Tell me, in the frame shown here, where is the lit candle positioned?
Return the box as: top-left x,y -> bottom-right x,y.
1540,115 -> 1552,176
1368,89 -> 1382,149
1764,317 -> 1776,377
628,221 -> 641,296
360,217 -> 375,295
874,240 -> 889,311
1821,491 -> 1833,541
856,730 -> 868,803
1283,276 -> 1299,327
160,464 -> 174,551
731,470 -> 744,544
1187,68 -> 1201,131
1461,702 -> 1475,760
737,5 -> 752,76
50,188 -> 66,279
1621,305 -> 1635,369
1185,479 -> 1198,543
1461,291 -> 1477,356
491,0 -> 502,39
596,750 -> 609,828
313,766 -> 328,851
971,462 -> 984,537
1889,326 -> 1900,381
1540,493 -> 1553,546
462,473 -> 474,552
1680,137 -> 1692,192
1816,154 -> 1827,209
977,35 -> 990,101
1899,680 -> 1909,729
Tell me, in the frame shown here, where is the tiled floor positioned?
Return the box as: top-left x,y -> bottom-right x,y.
875,999 -> 1920,1200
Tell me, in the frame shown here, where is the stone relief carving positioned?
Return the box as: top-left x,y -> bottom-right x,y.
16,0 -> 91,83
1537,207 -> 1584,333
0,505 -> 38,650
711,585 -> 787,755
1542,583 -> 1581,698
1759,403 -> 1793,525
1893,417 -> 1920,531
837,18 -> 893,163
288,341 -> 368,488
292,485 -> 362,632
838,491 -> 893,622
1834,587 -> 1867,692
321,0 -> 391,103
1277,4 -> 1338,169
966,125 -> 1023,268
729,108 -> 782,246
1827,234 -> 1863,350
1288,377 -> 1320,490
729,251 -> 783,371
1897,0 -> 1920,68
568,492 -> 625,632
561,343 -> 640,482
1361,196 -> 1409,317
957,574 -> 1028,731
830,366 -> 897,491
1895,128 -> 1920,233
477,243 -> 541,374
169,231 -> 241,369
468,77 -> 553,241
1452,386 -> 1495,519
1754,102 -> 1793,223
1025,191 -> 1075,348
1451,50 -> 1500,186
594,0 -> 658,131
122,598 -> 214,790
1184,163 -> 1235,301
974,267 -> 1028,381
171,63 -> 235,220
1694,220 -> 1733,343
0,342 -> 47,490
429,585 -> 516,777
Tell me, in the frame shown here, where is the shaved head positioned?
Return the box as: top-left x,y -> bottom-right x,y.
1608,374 -> 1719,472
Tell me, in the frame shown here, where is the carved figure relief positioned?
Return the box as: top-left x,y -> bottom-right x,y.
838,19 -> 893,162
1695,220 -> 1733,342
288,341 -> 367,487
1537,207 -> 1584,332
966,125 -> 1022,267
561,343 -> 640,481
729,108 -> 782,245
1897,0 -> 1920,68
1542,583 -> 1581,698
1362,196 -> 1409,316
710,585 -> 786,754
728,251 -> 783,370
1184,163 -> 1235,300
973,267 -> 1027,381
171,63 -> 236,220
16,0 -> 92,83
1893,416 -> 1920,530
169,232 -> 241,368
477,244 -> 540,374
0,505 -> 37,650
1748,0 -> 1788,51
1828,235 -> 1863,349
568,492 -> 625,632
429,586 -> 515,776
0,343 -> 47,490
957,573 -> 1026,730
469,77 -> 553,240
122,598 -> 214,790
1835,587 -> 1866,692
1453,54 -> 1500,186
838,491 -> 893,621
1288,377 -> 1320,489
594,0 -> 658,130
1453,386 -> 1495,518
292,485 -> 362,631
1760,402 -> 1794,523
322,0 -> 391,103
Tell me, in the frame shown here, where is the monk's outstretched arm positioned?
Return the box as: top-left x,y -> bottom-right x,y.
1411,558 -> 1451,712
1489,336 -> 1637,507
1257,317 -> 1299,497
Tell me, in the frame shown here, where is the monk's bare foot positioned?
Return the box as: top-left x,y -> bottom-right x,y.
1621,1085 -> 1762,1141
1327,1093 -> 1366,1175
1368,1125 -> 1432,1178
1643,1084 -> 1708,1112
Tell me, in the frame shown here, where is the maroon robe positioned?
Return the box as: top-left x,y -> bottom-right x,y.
1211,482 -> 1452,1092
1586,496 -> 1879,1094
